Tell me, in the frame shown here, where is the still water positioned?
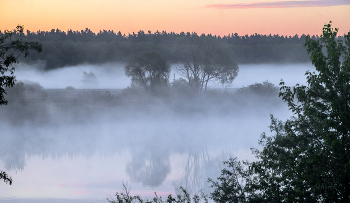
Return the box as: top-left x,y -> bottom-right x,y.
0,63 -> 314,202
1,116 -> 274,202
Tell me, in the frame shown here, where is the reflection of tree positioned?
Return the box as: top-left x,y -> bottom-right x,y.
173,150 -> 227,195
1,151 -> 26,171
0,136 -> 27,171
0,132 -> 58,172
126,148 -> 170,187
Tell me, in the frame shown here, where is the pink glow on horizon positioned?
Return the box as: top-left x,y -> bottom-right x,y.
0,0 -> 349,39
206,0 -> 350,9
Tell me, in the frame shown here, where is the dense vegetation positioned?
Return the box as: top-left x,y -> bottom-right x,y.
208,22 -> 350,202
0,28 -> 327,70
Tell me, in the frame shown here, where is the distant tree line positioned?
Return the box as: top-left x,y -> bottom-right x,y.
0,28 -> 334,70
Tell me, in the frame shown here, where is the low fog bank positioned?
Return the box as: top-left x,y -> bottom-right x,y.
232,63 -> 316,88
0,80 -> 291,169
13,62 -> 315,89
0,84 -> 291,199
14,62 -> 130,89
0,62 -> 306,171
0,80 -> 289,125
0,62 -> 312,200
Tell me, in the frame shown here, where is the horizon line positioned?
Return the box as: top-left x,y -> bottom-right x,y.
205,0 -> 350,9
2,28 -> 324,37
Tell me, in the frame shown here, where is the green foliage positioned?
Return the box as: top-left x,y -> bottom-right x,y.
210,22 -> 350,202
278,21 -> 350,202
107,183 -> 208,203
125,51 -> 170,94
208,158 -> 249,203
0,25 -> 42,105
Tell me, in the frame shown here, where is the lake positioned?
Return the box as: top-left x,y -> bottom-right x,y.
0,63 -> 315,202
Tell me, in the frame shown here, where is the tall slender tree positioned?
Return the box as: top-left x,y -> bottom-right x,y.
210,22 -> 350,202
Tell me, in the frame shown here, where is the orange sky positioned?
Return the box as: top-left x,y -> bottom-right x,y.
1,0 -> 349,36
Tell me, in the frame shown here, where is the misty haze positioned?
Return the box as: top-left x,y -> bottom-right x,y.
2,0 -> 349,200
1,59 -> 314,202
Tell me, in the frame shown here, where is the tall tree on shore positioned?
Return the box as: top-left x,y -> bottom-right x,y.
125,51 -> 170,94
210,22 -> 350,202
173,34 -> 239,92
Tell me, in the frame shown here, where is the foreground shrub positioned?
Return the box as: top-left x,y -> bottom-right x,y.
107,184 -> 208,203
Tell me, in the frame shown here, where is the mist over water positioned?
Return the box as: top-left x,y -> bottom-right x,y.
14,63 -> 129,89
14,63 -> 315,89
0,63 -> 315,202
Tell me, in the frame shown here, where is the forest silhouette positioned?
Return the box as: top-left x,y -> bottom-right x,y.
0,28 -> 330,70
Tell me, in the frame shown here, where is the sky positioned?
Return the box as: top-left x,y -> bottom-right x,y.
0,0 -> 349,36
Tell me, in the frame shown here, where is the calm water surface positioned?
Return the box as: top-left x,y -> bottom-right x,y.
0,63 -> 314,202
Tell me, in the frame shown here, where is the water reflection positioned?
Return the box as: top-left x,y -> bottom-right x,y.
0,112 -> 283,201
2,150 -> 26,172
127,146 -> 170,187
0,87 -> 291,202
173,150 -> 228,195
0,63 -> 316,203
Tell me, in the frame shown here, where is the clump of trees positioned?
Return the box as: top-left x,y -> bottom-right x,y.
125,37 -> 239,94
235,80 -> 278,97
82,71 -> 99,87
65,86 -> 75,90
174,35 -> 239,92
125,51 -> 170,94
209,22 -> 350,202
233,81 -> 280,107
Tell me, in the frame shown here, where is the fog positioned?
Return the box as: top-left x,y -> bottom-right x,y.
0,63 -> 315,203
14,62 -> 129,89
14,63 -> 315,89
